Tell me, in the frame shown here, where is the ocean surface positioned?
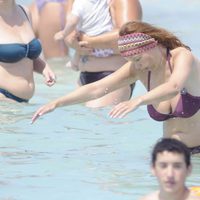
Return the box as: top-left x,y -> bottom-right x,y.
1,0 -> 200,199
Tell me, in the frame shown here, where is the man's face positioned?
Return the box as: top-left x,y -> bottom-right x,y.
152,151 -> 191,193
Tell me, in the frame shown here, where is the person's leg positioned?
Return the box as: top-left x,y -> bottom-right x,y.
37,2 -> 68,59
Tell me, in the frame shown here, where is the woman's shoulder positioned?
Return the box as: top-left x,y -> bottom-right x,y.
111,0 -> 141,8
169,47 -> 196,73
110,0 -> 142,26
111,0 -> 140,7
171,47 -> 194,61
171,46 -> 191,54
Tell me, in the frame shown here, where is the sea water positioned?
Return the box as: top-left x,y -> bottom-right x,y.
0,0 -> 200,199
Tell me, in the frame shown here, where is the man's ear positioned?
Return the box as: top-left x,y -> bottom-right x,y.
151,166 -> 156,176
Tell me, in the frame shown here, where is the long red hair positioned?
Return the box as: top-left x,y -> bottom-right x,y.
119,21 -> 191,50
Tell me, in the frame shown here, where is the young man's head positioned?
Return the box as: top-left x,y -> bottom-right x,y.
151,138 -> 192,193
152,138 -> 191,167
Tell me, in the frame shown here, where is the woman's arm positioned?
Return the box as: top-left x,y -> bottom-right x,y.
33,57 -> 56,86
140,50 -> 193,105
109,50 -> 194,118
80,30 -> 119,50
54,14 -> 79,40
31,61 -> 137,123
66,0 -> 74,18
33,56 -> 46,74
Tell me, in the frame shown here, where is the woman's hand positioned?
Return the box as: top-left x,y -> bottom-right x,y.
31,102 -> 57,124
33,58 -> 56,86
79,32 -> 91,44
54,30 -> 65,41
78,40 -> 93,55
109,97 -> 142,118
65,31 -> 79,48
65,32 -> 93,55
42,64 -> 56,86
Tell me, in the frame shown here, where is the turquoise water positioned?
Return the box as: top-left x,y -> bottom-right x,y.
1,1 -> 200,199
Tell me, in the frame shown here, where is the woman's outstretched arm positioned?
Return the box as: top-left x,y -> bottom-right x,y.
109,50 -> 194,118
32,61 -> 137,123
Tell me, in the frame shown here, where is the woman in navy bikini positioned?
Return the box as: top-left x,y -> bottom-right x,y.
0,0 -> 55,102
32,21 -> 200,154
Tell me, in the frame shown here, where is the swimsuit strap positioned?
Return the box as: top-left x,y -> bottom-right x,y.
18,5 -> 31,22
147,70 -> 151,91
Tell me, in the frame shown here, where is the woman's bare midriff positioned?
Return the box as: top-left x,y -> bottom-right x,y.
163,113 -> 200,147
0,61 -> 35,100
78,55 -> 127,72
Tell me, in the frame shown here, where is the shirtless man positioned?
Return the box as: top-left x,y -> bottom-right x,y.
140,138 -> 200,200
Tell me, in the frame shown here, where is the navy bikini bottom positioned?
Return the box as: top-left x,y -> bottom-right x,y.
189,146 -> 200,155
0,88 -> 28,103
80,71 -> 135,98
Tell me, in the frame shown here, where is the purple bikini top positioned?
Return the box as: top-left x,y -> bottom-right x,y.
147,49 -> 200,122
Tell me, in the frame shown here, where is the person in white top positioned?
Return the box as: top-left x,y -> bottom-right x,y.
54,0 -> 114,70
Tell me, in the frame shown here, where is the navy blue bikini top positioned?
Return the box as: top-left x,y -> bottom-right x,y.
0,5 -> 42,63
147,48 -> 200,121
0,38 -> 42,63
